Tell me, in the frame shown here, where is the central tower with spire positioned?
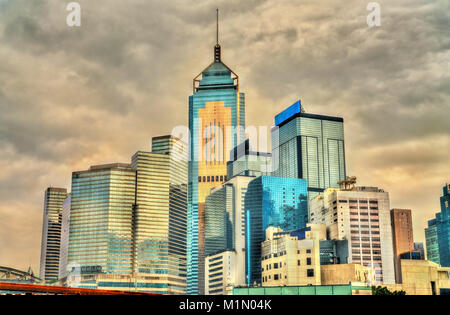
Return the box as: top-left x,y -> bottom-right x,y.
187,9 -> 245,295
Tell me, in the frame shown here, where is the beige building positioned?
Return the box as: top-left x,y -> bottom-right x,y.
321,264 -> 375,285
261,224 -> 376,288
205,251 -> 238,295
310,186 -> 395,284
386,259 -> 450,295
261,224 -> 324,287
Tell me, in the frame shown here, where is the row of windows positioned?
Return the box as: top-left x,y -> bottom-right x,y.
198,175 -> 227,183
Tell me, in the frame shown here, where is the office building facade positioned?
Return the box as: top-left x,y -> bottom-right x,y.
39,187 -> 68,282
66,136 -> 187,294
390,208 -> 414,283
204,175 -> 254,293
245,176 -> 308,285
272,100 -> 346,200
68,163 -> 136,277
59,195 -> 71,280
437,184 -> 450,267
131,136 -> 188,294
310,186 -> 395,284
188,38 -> 245,294
426,219 -> 441,264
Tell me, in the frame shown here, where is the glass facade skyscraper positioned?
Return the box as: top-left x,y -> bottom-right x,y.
426,219 -> 441,264
66,136 -> 187,294
68,164 -> 136,276
204,184 -> 234,257
272,100 -> 346,200
131,136 -> 187,294
245,176 -> 308,285
188,39 -> 245,294
39,187 -> 68,282
437,184 -> 450,267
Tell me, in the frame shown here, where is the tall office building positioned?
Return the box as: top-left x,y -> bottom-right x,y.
437,184 -> 450,267
204,175 -> 254,294
425,219 -> 440,264
59,195 -> 71,280
310,186 -> 396,284
131,136 -> 188,294
68,163 -> 136,276
187,15 -> 245,295
40,187 -> 68,282
245,176 -> 308,285
66,136 -> 187,294
272,100 -> 346,200
390,209 -> 414,283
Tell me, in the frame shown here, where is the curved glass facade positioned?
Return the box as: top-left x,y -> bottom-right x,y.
245,176 -> 308,285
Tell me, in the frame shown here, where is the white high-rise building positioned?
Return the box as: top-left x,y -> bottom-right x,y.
310,186 -> 395,284
204,175 -> 254,294
39,187 -> 68,282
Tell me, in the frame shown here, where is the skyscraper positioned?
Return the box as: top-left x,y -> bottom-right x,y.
437,184 -> 450,267
425,219 -> 440,264
272,100 -> 346,200
390,209 -> 414,283
68,163 -> 136,276
39,187 -> 68,282
187,12 -> 245,295
203,175 -> 254,294
245,176 -> 309,285
66,136 -> 187,294
131,136 -> 188,294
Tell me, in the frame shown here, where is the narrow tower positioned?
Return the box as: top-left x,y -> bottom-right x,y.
187,9 -> 245,295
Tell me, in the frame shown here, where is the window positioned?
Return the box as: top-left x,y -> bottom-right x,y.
307,258 -> 312,265
274,274 -> 279,280
274,263 -> 278,269
297,260 -> 301,266
306,249 -> 311,254
307,269 -> 315,277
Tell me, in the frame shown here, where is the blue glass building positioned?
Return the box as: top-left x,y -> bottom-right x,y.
187,38 -> 245,294
272,100 -> 346,200
437,184 -> 450,267
245,176 -> 308,285
425,219 -> 440,264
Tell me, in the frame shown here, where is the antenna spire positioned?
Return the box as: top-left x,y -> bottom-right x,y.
216,8 -> 219,45
214,8 -> 221,62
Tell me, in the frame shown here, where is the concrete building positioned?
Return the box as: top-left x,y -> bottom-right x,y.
261,225 -> 325,287
310,186 -> 396,284
321,264 -> 375,285
204,251 -> 238,295
39,187 -> 68,282
390,208 -> 414,283
386,258 -> 450,295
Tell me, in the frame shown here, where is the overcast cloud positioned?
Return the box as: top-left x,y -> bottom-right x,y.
0,0 -> 449,272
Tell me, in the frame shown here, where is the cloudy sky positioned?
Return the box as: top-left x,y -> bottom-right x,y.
0,0 -> 448,272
